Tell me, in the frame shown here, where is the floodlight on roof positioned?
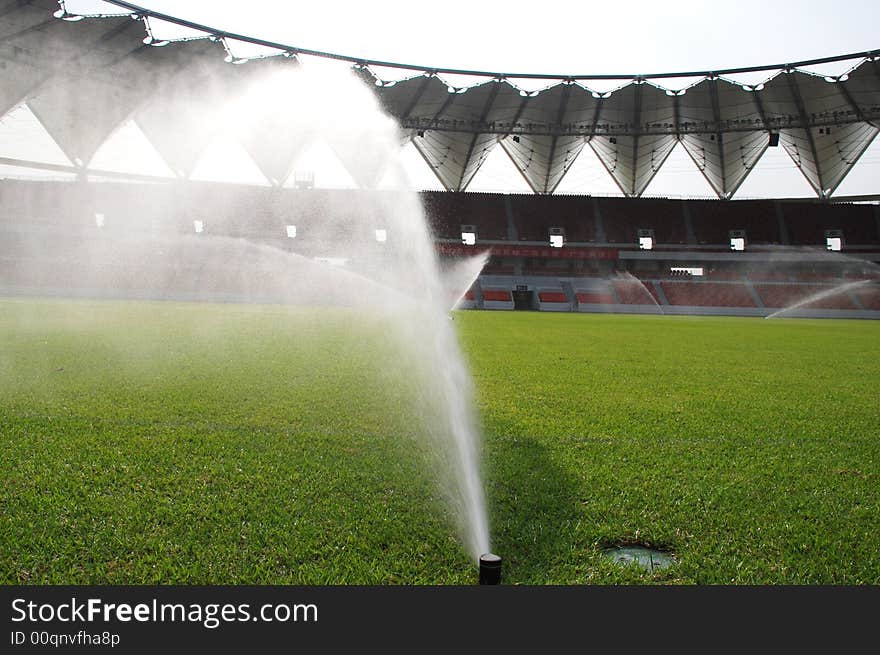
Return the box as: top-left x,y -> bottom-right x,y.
53,9 -> 84,21
143,36 -> 170,47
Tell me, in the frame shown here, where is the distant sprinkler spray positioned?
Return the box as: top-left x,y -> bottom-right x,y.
479,553 -> 502,585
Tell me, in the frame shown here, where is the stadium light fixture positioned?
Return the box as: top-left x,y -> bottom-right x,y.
462,232 -> 476,246
286,225 -> 297,238
143,36 -> 170,47
639,236 -> 653,250
375,228 -> 387,243
193,220 -> 204,234
141,18 -> 170,47
95,213 -> 105,228
53,9 -> 84,21
549,234 -> 564,248
826,237 -> 842,251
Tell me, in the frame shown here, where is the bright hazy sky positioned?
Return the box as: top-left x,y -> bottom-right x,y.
132,0 -> 878,77
2,0 -> 878,197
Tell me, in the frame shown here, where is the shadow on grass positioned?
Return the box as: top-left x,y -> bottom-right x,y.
486,435 -> 687,584
486,436 -> 586,584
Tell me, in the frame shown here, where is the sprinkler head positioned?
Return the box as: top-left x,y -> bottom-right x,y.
479,553 -> 502,585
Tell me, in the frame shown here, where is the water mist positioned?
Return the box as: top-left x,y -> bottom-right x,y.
223,65 -> 493,561
6,63 -> 493,566
764,279 -> 874,319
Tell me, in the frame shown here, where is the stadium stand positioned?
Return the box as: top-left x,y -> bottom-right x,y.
0,4 -> 878,321
689,199 -> 781,245
597,199 -> 638,244
482,290 -> 512,301
745,270 -> 793,282
613,278 -> 660,305
509,194 -> 596,243
661,282 -> 756,307
634,198 -> 689,244
537,291 -> 567,302
575,291 -> 615,305
422,191 -> 464,239
1,179 -> 877,318
481,289 -> 514,310
537,289 -> 572,312
704,269 -> 743,281
853,285 -> 880,310
754,284 -> 858,309
782,201 -> 880,247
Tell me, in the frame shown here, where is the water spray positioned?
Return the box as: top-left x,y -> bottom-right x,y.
764,278 -> 873,319
479,553 -> 502,585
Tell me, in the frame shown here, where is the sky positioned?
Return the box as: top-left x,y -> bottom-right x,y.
127,0 -> 879,77
1,0 -> 878,197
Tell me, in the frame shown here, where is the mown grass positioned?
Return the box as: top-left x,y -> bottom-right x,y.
2,298 -> 878,584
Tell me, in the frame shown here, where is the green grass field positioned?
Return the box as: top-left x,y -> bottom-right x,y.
2,297 -> 878,584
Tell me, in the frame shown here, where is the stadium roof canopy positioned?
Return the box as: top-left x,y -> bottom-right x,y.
2,0 -> 879,198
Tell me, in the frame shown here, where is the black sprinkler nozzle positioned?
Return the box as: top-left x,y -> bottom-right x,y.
479,553 -> 502,585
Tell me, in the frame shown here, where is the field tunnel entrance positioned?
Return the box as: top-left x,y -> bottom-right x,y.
512,286 -> 535,310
